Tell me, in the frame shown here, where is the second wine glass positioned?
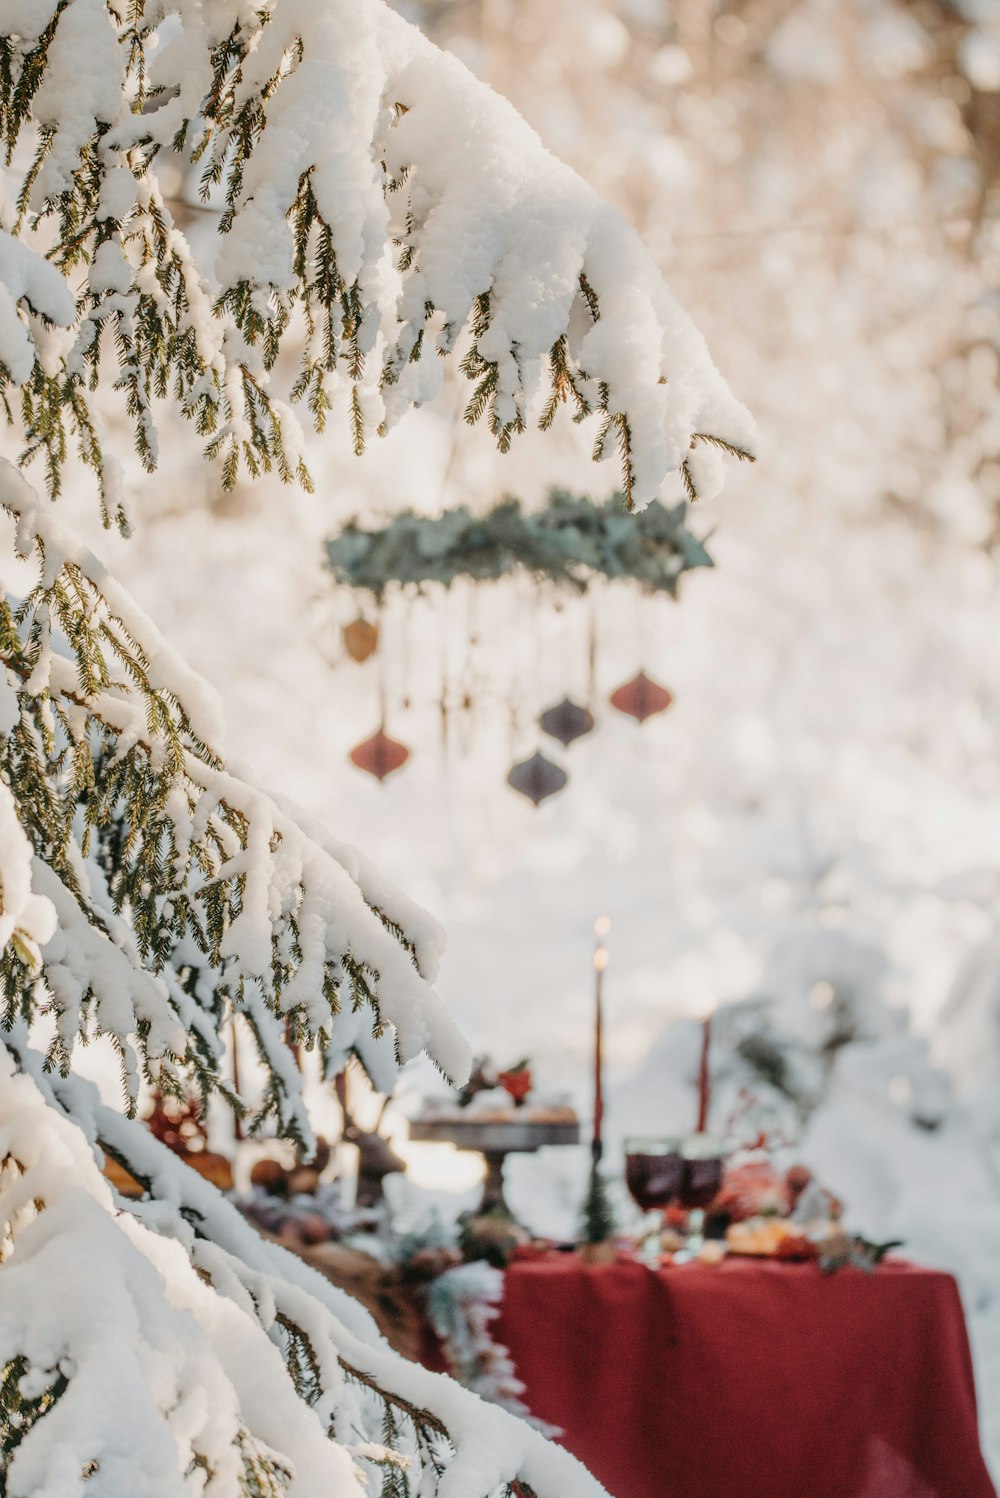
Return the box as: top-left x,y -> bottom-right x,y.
624,1137 -> 685,1264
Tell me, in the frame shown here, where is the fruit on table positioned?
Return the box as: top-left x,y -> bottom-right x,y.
286,1165 -> 322,1198
250,1157 -> 288,1194
714,1161 -> 791,1222
184,1149 -> 234,1192
697,1240 -> 727,1265
726,1217 -> 799,1256
772,1232 -> 818,1261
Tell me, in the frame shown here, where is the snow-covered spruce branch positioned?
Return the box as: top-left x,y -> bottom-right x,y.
0,0 -> 753,511
1,1040 -> 611,1498
0,458 -> 469,1133
0,7 -> 759,1489
0,1044 -> 390,1498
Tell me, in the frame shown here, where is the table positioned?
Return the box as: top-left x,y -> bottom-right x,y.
490,1254 -> 996,1498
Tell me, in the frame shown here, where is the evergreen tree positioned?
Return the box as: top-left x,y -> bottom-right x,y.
0,2 -> 753,1492
580,1158 -> 616,1247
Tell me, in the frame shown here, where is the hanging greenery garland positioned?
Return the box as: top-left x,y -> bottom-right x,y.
325,491 -> 713,600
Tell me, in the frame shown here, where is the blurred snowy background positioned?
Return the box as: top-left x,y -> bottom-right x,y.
60,0 -> 1000,1470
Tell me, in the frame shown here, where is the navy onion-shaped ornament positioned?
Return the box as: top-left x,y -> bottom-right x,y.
538,697 -> 595,747
506,752 -> 568,806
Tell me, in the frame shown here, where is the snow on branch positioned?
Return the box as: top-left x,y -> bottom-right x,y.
10,1044 -> 613,1498
0,0 -> 754,510
0,1044 -> 383,1497
0,778 -> 55,970
0,459 -> 469,1128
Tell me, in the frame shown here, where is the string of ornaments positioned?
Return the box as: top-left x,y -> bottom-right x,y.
504,673 -> 673,806
347,667 -> 673,802
331,491 -> 700,802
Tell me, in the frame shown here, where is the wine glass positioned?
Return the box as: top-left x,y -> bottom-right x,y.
624,1138 -> 685,1264
677,1135 -> 725,1257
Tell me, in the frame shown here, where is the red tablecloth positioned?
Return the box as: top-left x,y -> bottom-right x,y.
490,1255 -> 996,1498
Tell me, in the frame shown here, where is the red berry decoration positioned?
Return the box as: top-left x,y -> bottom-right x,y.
785,1164 -> 813,1202
349,729 -> 410,781
609,671 -> 673,723
498,1062 -> 533,1106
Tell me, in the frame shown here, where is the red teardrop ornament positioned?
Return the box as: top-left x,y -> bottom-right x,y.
349,729 -> 410,781
609,671 -> 673,723
343,617 -> 379,663
506,752 -> 568,806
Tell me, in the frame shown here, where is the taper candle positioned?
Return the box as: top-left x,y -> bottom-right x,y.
696,999 -> 716,1134
593,917 -> 611,1162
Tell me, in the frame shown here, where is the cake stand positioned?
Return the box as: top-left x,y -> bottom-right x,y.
408,1107 -> 580,1214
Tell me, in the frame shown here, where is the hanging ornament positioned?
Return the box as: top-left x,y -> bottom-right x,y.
538,697 -> 595,747
506,752 -> 568,806
349,729 -> 410,781
609,671 -> 673,724
343,617 -> 379,663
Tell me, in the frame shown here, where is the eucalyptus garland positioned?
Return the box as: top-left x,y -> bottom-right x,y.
325,491 -> 713,599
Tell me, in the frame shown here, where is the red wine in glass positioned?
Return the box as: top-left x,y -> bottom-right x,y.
624,1140 -> 685,1265
625,1142 -> 685,1212
679,1156 -> 724,1211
